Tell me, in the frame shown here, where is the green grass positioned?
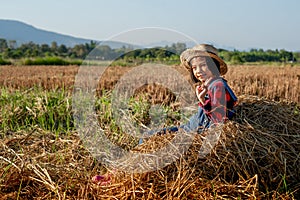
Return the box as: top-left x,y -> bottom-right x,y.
0,86 -> 183,153
0,87 -> 74,135
0,87 -> 180,143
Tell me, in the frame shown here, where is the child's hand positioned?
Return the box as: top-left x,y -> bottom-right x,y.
196,85 -> 207,105
196,77 -> 214,104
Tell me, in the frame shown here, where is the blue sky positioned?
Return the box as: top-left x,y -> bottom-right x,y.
1,0 -> 300,51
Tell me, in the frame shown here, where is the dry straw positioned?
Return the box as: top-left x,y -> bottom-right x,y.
1,95 -> 299,199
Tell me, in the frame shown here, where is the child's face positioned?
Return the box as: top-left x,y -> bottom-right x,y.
190,57 -> 214,83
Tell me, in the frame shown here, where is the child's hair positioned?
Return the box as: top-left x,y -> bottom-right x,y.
189,56 -> 221,83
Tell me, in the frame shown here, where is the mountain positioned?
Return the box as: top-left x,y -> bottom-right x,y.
0,19 -> 241,51
0,19 -> 132,48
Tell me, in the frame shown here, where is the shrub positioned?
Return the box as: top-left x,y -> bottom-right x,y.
0,57 -> 11,65
23,57 -> 82,65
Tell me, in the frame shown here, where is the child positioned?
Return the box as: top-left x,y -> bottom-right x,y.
139,44 -> 238,142
93,44 -> 238,185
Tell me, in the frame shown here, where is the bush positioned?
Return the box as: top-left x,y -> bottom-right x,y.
0,57 -> 11,65
23,57 -> 82,65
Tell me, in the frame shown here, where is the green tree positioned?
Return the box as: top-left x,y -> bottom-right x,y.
51,41 -> 58,55
279,49 -> 293,62
8,40 -> 17,49
40,44 -> 51,56
230,54 -> 243,64
58,44 -> 68,55
0,38 -> 8,52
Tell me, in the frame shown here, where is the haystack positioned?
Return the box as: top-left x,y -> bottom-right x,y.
95,95 -> 300,199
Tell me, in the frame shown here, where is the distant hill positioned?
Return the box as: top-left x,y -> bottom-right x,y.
0,19 -> 238,51
0,19 -> 133,48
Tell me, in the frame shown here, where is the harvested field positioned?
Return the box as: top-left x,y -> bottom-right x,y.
226,65 -> 300,103
0,64 -> 299,199
0,64 -> 299,102
1,96 -> 299,199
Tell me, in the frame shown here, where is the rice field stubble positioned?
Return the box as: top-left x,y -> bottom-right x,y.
0,64 -> 299,199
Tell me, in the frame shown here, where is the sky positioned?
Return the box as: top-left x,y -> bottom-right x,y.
1,0 -> 300,51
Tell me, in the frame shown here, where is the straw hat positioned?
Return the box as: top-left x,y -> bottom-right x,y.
180,44 -> 228,75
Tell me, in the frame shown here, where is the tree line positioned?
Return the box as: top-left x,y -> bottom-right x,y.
0,38 -> 299,65
218,48 -> 297,64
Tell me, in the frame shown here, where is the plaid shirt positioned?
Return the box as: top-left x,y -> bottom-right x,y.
199,77 -> 237,124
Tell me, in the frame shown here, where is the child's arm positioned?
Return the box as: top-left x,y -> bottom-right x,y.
198,78 -> 227,124
208,82 -> 227,123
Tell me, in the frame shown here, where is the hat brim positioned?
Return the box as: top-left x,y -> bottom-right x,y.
180,50 -> 228,75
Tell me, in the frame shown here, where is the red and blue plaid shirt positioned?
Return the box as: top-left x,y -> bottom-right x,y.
199,77 -> 238,124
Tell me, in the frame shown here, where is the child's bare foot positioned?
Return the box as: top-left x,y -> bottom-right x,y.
92,174 -> 111,186
92,169 -> 116,186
